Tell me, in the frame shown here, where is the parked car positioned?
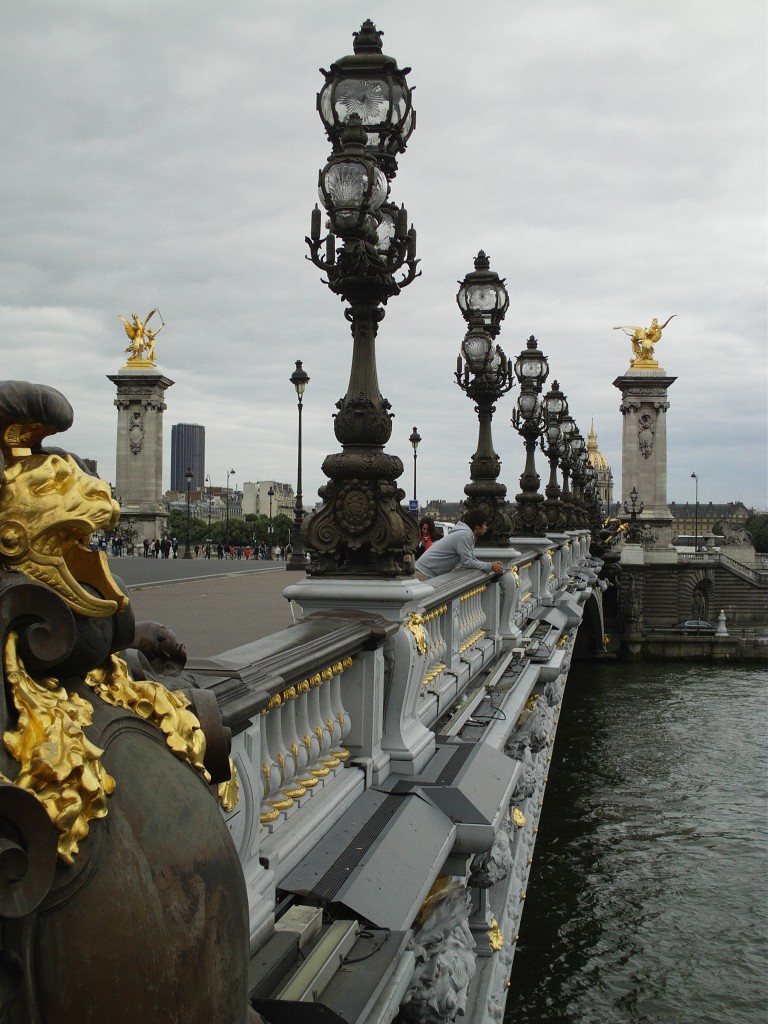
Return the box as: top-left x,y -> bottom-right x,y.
675,620 -> 715,635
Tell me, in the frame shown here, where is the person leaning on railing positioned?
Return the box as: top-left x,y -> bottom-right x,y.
415,509 -> 504,580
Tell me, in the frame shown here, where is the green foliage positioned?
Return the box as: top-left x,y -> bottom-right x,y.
745,513 -> 768,553
162,510 -> 297,550
273,513 -> 294,546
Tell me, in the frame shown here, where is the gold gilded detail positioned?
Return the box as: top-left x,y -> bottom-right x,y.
259,809 -> 281,824
333,748 -> 351,760
282,785 -> 306,799
297,775 -> 319,788
2,631 -> 115,865
84,655 -> 209,782
0,448 -> 126,619
459,630 -> 486,654
509,565 -> 520,582
217,759 -> 239,812
405,613 -> 429,656
489,919 -> 504,951
422,662 -> 446,687
511,808 -> 527,828
119,309 -> 163,366
308,766 -> 330,777
268,797 -> 293,812
613,315 -> 675,369
290,742 -> 300,767
320,757 -> 340,768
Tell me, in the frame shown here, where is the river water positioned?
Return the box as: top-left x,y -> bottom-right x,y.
507,661 -> 767,1024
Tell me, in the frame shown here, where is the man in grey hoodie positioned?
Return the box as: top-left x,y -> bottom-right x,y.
415,509 -> 504,579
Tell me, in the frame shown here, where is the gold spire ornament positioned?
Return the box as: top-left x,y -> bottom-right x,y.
119,309 -> 164,366
613,315 -> 676,369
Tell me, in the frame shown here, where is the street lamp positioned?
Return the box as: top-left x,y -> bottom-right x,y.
225,468 -> 235,552
541,380 -> 569,532
510,335 -> 549,536
455,259 -> 515,545
183,467 -> 193,559
409,426 -> 421,509
287,360 -> 310,572
267,485 -> 275,559
691,472 -> 699,551
623,485 -> 645,542
304,22 -> 421,576
205,474 -> 212,537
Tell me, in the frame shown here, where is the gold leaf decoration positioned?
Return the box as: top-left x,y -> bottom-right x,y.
85,654 -> 209,782
2,631 -> 115,865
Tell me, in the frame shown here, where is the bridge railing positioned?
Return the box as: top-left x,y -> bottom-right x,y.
181,531 -> 594,950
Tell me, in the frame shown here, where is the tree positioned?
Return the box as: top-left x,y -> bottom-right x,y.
273,513 -> 294,547
745,513 -> 768,553
167,509 -> 208,544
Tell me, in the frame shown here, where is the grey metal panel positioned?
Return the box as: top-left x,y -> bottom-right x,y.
383,740 -> 518,854
279,788 -> 455,931
529,605 -> 568,631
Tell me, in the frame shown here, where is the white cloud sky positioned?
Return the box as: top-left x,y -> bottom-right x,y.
2,0 -> 765,512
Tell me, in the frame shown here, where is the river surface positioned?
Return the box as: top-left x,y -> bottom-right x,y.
507,661 -> 767,1024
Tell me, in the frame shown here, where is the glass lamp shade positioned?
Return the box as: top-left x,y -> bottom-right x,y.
317,21 -> 415,170
461,324 -> 493,374
570,432 -> 586,454
290,360 -> 310,396
543,380 -> 568,422
560,415 -> 575,438
517,390 -> 542,422
514,336 -> 549,387
546,421 -> 562,446
318,157 -> 387,236
456,251 -> 509,334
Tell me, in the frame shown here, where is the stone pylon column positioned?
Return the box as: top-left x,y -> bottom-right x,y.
106,364 -> 174,548
613,367 -> 676,550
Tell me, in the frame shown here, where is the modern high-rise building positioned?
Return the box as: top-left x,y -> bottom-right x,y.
170,423 -> 205,492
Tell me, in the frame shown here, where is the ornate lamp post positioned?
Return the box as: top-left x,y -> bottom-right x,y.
624,485 -> 644,542
454,292 -> 515,545
267,485 -> 275,558
287,360 -> 310,572
540,380 -> 569,532
569,432 -> 588,528
225,468 -> 235,551
691,471 -> 699,551
510,336 -> 549,536
183,467 -> 193,559
303,21 -> 420,576
205,474 -> 212,537
409,426 -> 421,509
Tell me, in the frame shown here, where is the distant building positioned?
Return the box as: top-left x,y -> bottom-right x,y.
243,481 -> 295,518
422,500 -> 464,522
586,423 -> 614,510
170,423 -> 205,492
668,501 -> 752,541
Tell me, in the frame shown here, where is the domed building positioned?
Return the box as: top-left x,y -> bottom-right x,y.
587,421 -> 614,510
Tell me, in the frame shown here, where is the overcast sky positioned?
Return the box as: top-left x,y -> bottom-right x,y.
2,0 -> 766,513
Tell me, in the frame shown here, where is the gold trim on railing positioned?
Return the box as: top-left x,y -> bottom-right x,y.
422,662 -> 446,686
459,630 -> 486,653
260,656 -> 354,716
460,585 -> 487,602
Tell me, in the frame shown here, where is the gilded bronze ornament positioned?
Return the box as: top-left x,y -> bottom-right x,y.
0,379 -> 250,1022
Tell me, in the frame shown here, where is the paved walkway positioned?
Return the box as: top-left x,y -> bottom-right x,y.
126,566 -> 305,658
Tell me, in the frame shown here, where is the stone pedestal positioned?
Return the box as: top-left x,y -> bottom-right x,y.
613,368 -> 676,549
107,366 -> 174,546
